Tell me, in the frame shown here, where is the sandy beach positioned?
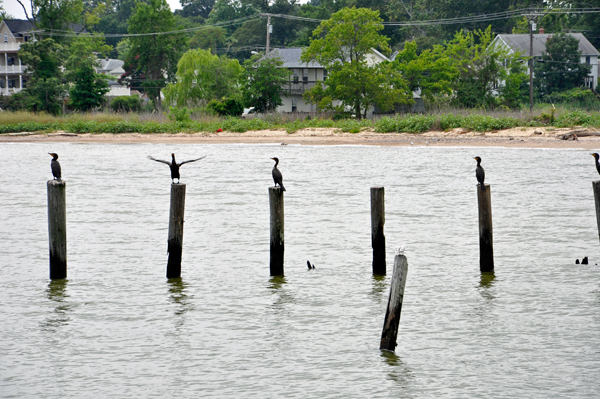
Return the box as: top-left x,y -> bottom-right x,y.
2,126 -> 600,148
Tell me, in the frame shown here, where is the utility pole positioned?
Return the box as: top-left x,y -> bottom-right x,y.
525,13 -> 542,114
266,14 -> 272,55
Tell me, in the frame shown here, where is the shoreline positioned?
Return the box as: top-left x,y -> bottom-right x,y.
2,126 -> 600,148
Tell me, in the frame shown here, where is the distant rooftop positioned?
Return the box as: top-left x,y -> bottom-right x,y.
496,33 -> 599,56
264,47 -> 322,68
2,19 -> 86,36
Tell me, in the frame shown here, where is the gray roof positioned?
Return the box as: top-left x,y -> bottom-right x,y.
496,33 -> 599,56
2,19 -> 86,36
99,59 -> 125,72
265,47 -> 323,68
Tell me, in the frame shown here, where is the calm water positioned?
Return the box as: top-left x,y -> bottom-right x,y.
1,142 -> 600,398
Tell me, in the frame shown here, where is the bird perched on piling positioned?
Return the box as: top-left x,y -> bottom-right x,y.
148,153 -> 206,184
474,156 -> 485,190
591,153 -> 600,175
49,153 -> 61,180
271,157 -> 286,191
307,261 -> 315,270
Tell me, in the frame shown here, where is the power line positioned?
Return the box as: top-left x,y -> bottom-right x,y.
29,7 -> 600,39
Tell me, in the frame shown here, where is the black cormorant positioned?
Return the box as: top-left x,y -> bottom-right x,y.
591,153 -> 600,175
271,157 -> 286,191
307,261 -> 315,270
49,153 -> 61,180
474,156 -> 485,190
148,153 -> 206,183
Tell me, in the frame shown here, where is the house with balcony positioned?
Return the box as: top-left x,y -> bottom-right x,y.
264,47 -> 422,115
0,19 -> 34,95
490,31 -> 599,89
0,19 -> 87,96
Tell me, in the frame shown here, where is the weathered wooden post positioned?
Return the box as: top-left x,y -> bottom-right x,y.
371,187 -> 386,275
269,187 -> 284,276
593,181 -> 600,244
380,251 -> 408,351
167,183 -> 186,278
47,179 -> 67,279
477,184 -> 494,272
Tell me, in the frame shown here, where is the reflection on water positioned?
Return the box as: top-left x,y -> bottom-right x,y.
370,274 -> 388,304
380,350 -> 413,391
167,277 -> 191,318
267,276 -> 295,311
40,279 -> 71,332
479,272 -> 496,301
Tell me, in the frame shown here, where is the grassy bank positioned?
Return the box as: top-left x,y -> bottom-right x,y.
1,109 -> 600,135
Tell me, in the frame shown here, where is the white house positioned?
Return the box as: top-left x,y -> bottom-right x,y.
264,47 -> 401,116
0,19 -> 35,95
490,31 -> 599,89
96,58 -> 130,97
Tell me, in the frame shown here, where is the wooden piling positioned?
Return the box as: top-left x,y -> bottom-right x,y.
371,187 -> 386,275
269,187 -> 284,276
47,180 -> 67,279
593,181 -> 600,244
380,254 -> 408,351
477,184 -> 494,273
167,183 -> 186,278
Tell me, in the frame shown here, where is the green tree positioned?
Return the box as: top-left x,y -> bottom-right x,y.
242,54 -> 290,113
125,0 -> 186,109
178,0 -> 215,18
189,26 -> 227,53
66,37 -> 110,111
301,7 -> 411,118
393,40 -> 457,99
15,0 -> 84,36
19,38 -> 67,114
534,33 -> 592,97
445,26 -> 519,108
164,48 -> 243,107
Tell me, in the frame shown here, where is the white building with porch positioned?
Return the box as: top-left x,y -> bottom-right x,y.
490,31 -> 599,89
0,19 -> 34,95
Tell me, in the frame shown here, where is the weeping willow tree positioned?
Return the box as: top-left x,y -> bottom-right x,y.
164,48 -> 243,108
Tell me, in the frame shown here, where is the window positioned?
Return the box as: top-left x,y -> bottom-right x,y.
585,76 -> 594,88
293,69 -> 299,83
4,33 -> 7,43
292,98 -> 297,112
8,79 -> 16,88
323,69 -> 328,81
24,35 -> 29,42
586,56 -> 591,64
7,57 -> 15,66
0,79 -> 4,88
303,69 -> 308,83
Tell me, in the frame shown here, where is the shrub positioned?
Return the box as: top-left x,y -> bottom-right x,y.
207,97 -> 244,117
110,96 -> 140,112
168,107 -> 192,122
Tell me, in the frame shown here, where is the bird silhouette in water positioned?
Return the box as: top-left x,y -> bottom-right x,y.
307,261 -> 315,270
49,153 -> 61,180
474,156 -> 485,190
591,153 -> 600,175
271,157 -> 286,191
148,153 -> 206,183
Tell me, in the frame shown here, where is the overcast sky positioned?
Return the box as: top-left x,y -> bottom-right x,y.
3,0 -> 184,20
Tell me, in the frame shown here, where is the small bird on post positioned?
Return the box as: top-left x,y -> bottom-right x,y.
148,153 -> 206,183
474,156 -> 485,190
271,157 -> 286,191
49,153 -> 61,180
591,153 -> 600,175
